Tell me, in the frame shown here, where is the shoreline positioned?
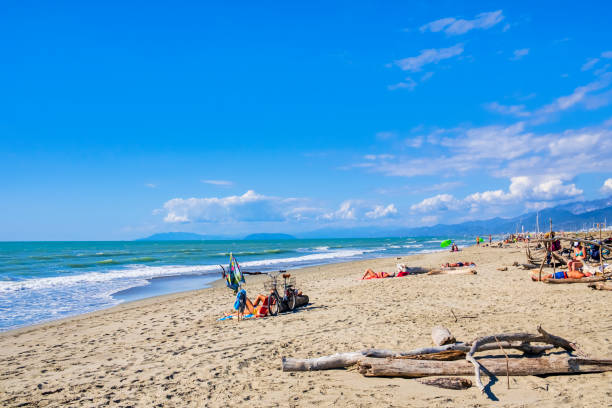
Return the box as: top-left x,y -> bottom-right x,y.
0,250 -> 430,337
2,243 -> 611,407
0,247 -> 447,334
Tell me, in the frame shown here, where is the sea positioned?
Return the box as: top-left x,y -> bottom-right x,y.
0,237 -> 474,331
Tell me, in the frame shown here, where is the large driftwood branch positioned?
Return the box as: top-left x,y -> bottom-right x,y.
357,355 -> 612,378
544,276 -> 605,284
466,326 -> 576,392
281,342 -> 553,372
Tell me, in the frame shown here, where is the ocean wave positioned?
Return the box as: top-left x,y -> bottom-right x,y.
0,264 -> 222,293
216,249 -> 293,257
403,244 -> 424,248
0,248 -> 376,293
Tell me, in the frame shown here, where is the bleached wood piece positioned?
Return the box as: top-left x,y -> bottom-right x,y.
357,355 -> 612,378
432,326 -> 456,346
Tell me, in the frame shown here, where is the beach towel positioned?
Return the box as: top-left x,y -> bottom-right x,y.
218,314 -> 254,321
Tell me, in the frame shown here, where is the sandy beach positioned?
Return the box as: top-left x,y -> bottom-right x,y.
1,244 -> 611,407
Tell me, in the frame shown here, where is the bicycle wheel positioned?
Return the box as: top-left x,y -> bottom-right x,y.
287,291 -> 297,311
268,293 -> 280,316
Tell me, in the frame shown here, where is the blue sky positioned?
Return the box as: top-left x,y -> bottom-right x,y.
2,0 -> 612,240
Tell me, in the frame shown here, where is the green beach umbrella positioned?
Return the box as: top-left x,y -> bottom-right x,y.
440,239 -> 452,248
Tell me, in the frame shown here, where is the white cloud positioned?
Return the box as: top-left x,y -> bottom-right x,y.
420,10 -> 504,35
321,200 -> 399,221
602,178 -> 612,194
145,183 -> 157,188
438,122 -> 544,160
602,51 -> 612,59
394,44 -> 464,72
582,58 -> 600,71
536,72 -> 612,117
375,131 -> 396,140
411,194 -> 462,212
405,136 -> 424,148
421,72 -> 434,81
388,77 -> 417,90
413,176 -> 583,217
364,154 -> 395,161
163,190 -> 298,223
366,204 -> 398,219
510,48 -> 529,61
484,101 -> 530,117
419,17 -> 456,33
202,179 -> 233,186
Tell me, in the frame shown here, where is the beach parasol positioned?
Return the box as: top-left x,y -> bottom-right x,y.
224,253 -> 245,292
440,239 -> 452,248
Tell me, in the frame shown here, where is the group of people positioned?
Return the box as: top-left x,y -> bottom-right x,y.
533,241 -> 594,281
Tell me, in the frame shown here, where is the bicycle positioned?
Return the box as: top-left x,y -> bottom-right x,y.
264,270 -> 298,316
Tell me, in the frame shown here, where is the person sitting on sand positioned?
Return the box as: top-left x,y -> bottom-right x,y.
442,261 -> 475,268
567,243 -> 591,279
361,269 -> 394,280
226,292 -> 272,318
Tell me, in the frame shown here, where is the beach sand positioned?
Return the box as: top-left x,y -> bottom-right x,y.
1,244 -> 611,407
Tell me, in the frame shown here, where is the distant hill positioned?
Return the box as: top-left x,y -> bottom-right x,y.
137,232 -> 213,241
244,233 -> 296,240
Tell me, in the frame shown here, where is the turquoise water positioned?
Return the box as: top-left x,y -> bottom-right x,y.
0,237 -> 472,331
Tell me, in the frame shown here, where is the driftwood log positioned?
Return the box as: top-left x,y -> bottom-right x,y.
357,355 -> 612,378
282,342 -> 553,371
544,276 -> 605,284
279,295 -> 309,313
428,269 -> 476,276
465,326 -> 576,391
588,282 -> 612,291
432,326 -> 455,346
418,377 -> 472,390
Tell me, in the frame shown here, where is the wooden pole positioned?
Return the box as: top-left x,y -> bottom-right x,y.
538,253 -> 547,282
599,223 -> 604,275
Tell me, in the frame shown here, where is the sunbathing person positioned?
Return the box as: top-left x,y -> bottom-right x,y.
361,268 -> 394,279
531,269 -> 593,281
442,261 -> 475,268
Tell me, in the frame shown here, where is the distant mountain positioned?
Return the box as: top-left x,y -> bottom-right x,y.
137,232 -> 217,241
244,233 -> 296,240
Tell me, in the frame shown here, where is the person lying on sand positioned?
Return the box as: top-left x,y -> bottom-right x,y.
361,269 -> 394,280
442,261 -> 475,268
531,269 -> 592,281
